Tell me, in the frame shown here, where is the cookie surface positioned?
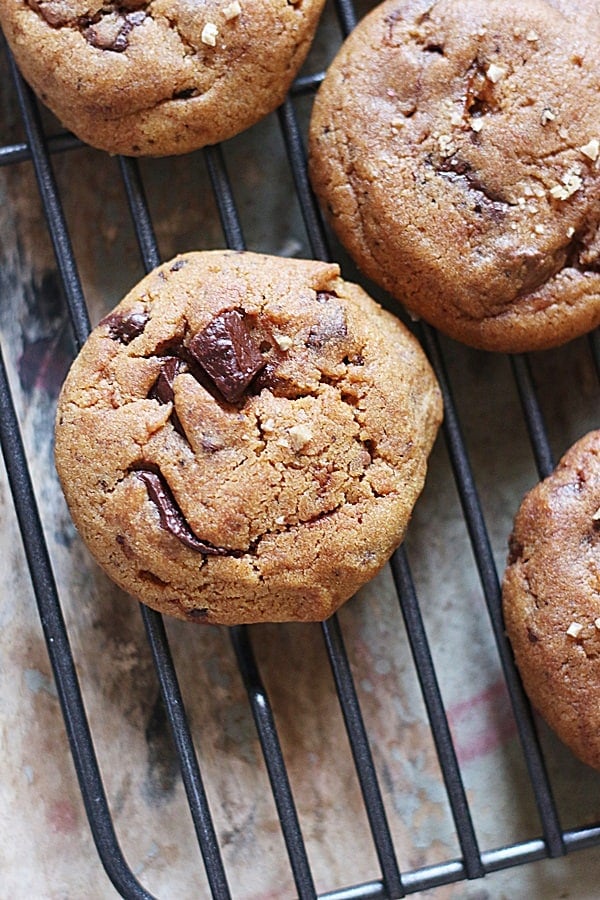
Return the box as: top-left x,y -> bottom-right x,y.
55,250 -> 442,625
0,0 -> 325,156
502,431 -> 600,769
309,0 -> 600,352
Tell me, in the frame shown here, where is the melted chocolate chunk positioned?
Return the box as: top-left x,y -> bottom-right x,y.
149,357 -> 183,405
101,310 -> 149,344
135,469 -> 227,555
85,11 -> 146,52
149,357 -> 186,437
187,309 -> 266,403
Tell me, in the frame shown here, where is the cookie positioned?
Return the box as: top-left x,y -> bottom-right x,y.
502,431 -> 600,770
54,250 -> 442,625
0,0 -> 325,156
308,0 -> 600,352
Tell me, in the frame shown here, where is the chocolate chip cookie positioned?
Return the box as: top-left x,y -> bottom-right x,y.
0,0 -> 326,156
502,431 -> 600,769
54,250 -> 442,625
308,0 -> 600,352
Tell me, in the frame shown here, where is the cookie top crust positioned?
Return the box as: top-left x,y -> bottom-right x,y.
502,430 -> 600,769
309,0 -> 600,352
0,0 -> 325,155
54,250 -> 442,625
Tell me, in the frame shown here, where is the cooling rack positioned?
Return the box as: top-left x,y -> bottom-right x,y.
1,1 -> 599,897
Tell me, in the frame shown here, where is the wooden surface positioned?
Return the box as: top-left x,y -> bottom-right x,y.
0,3 -> 599,897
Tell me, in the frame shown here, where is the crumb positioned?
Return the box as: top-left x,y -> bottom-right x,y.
438,134 -> 456,157
273,333 -> 293,351
534,223 -> 545,234
471,119 -> 484,133
526,30 -> 539,42
566,621 -> 584,638
288,424 -> 313,450
566,226 -> 575,238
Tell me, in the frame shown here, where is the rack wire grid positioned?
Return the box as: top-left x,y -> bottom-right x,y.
1,1 -> 599,898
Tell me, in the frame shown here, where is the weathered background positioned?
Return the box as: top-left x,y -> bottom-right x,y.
0,2 -> 599,897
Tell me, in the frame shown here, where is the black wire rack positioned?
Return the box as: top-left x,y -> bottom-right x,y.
1,2 -> 599,898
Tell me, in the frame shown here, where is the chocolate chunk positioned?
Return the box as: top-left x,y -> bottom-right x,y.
149,357 -> 187,437
85,11 -> 145,53
187,309 -> 266,403
135,469 -> 227,555
149,357 -> 183,405
101,310 -> 149,344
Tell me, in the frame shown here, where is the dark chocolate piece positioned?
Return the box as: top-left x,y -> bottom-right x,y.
85,11 -> 146,53
149,357 -> 183,405
101,310 -> 149,344
135,469 -> 227,555
187,309 -> 266,403
148,357 -> 187,437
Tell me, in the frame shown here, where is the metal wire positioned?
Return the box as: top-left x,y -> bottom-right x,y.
1,2 -> 599,898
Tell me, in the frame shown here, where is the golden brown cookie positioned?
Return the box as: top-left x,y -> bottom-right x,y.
502,431 -> 600,770
0,0 -> 325,156
54,250 -> 442,625
308,0 -> 600,352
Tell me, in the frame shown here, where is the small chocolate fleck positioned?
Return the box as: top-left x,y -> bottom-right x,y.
187,309 -> 266,403
85,11 -> 145,52
135,469 -> 227,555
188,607 -> 210,620
527,627 -> 539,644
101,310 -> 149,344
169,259 -> 188,272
